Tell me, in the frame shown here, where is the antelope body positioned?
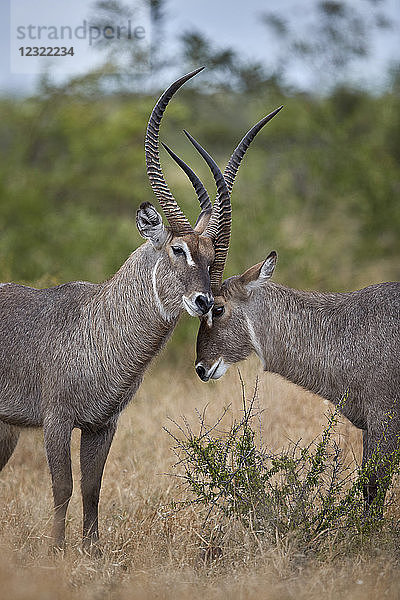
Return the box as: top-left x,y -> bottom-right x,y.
0,67 -> 282,552
0,69 -> 218,553
195,252 -> 400,509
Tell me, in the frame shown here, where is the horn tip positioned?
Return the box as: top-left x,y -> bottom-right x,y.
161,141 -> 175,158
271,105 -> 284,116
185,66 -> 206,79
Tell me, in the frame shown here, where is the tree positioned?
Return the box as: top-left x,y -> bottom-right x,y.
180,30 -> 276,93
87,0 -> 169,91
262,0 -> 393,92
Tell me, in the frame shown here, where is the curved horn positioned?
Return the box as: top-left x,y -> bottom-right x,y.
224,105 -> 283,193
183,130 -> 231,294
145,67 -> 204,234
204,106 -> 284,290
161,142 -> 212,214
204,106 -> 284,242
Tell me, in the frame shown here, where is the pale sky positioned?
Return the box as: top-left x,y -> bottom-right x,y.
1,0 -> 399,94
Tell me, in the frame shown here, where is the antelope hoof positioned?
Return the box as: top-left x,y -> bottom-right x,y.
50,541 -> 66,556
82,539 -> 103,558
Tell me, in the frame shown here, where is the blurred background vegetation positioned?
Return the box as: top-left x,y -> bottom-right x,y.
0,0 -> 399,358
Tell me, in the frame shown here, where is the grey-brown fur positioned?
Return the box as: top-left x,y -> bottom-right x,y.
196,252 -> 400,510
0,203 -> 215,553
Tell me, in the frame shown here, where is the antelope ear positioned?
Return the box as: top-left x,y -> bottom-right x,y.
240,251 -> 277,289
259,251 -> 277,279
136,202 -> 168,249
194,209 -> 212,234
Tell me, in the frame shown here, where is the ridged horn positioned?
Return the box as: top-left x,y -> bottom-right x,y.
204,106 -> 284,243
224,106 -> 283,193
183,130 -> 231,294
205,106 -> 284,291
161,142 -> 212,214
145,67 -> 204,234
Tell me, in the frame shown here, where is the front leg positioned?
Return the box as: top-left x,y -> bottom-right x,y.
43,415 -> 73,551
80,418 -> 117,554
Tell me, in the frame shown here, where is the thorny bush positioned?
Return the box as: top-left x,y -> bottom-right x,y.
166,375 -> 400,554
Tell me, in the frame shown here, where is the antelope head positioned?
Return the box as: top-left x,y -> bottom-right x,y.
177,104 -> 283,380
138,68 -> 232,319
195,251 -> 278,381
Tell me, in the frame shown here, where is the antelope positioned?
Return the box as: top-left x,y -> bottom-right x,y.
0,68 -> 281,553
193,238 -> 400,511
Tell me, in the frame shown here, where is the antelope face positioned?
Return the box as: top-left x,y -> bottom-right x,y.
195,287 -> 252,381
136,202 -> 215,318
195,252 -> 277,381
167,233 -> 215,317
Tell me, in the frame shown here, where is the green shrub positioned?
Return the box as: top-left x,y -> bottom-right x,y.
167,378 -> 400,553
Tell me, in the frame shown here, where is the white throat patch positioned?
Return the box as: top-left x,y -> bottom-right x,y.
152,257 -> 173,322
245,314 -> 266,369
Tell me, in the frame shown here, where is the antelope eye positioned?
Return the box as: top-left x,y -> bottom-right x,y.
171,246 -> 185,256
213,305 -> 225,318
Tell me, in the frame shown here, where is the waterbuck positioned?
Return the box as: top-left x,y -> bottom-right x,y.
194,246 -> 400,511
0,68 -> 281,553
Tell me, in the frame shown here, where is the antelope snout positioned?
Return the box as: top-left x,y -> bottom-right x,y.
196,363 -> 209,381
195,294 -> 213,314
183,293 -> 213,317
195,358 -> 230,382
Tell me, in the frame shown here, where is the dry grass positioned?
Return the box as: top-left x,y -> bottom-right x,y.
1,355 -> 399,599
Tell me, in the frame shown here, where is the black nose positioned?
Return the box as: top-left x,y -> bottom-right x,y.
196,364 -> 209,381
195,294 -> 213,315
